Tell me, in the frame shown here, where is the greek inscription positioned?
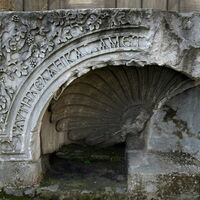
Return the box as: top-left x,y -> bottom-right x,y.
13,107 -> 28,132
41,69 -> 52,83
122,36 -> 132,47
34,76 -> 45,91
54,59 -> 65,71
60,56 -> 69,66
98,39 -> 109,50
13,122 -> 24,132
49,65 -> 58,77
21,96 -> 33,109
108,36 -> 120,48
18,107 -> 29,115
26,88 -> 37,100
121,36 -> 140,48
63,52 -> 74,64
29,84 -> 39,96
16,110 -> 26,122
74,48 -> 85,59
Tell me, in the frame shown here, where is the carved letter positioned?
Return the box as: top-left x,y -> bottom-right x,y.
34,76 -> 45,91
108,36 -> 120,48
54,59 -> 64,70
63,52 -> 74,64
13,121 -> 24,132
99,39 -> 109,50
74,48 -> 84,59
122,36 -> 132,47
21,96 -> 33,108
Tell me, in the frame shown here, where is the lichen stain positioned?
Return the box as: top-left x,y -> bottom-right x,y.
163,105 -> 194,139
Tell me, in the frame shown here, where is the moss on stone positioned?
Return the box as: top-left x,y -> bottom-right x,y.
0,191 -> 29,200
156,173 -> 200,199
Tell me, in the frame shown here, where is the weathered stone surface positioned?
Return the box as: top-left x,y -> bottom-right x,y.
0,8 -> 200,196
24,187 -> 37,197
3,187 -> 23,197
148,86 -> 200,160
126,150 -> 200,198
0,160 -> 42,188
126,85 -> 200,196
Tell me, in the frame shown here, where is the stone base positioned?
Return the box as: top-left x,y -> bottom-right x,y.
0,159 -> 43,188
127,150 -> 200,199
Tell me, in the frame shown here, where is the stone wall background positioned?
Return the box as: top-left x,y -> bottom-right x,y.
1,0 -> 200,12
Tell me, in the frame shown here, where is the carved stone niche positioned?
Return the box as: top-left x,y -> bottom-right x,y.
1,8 -> 200,198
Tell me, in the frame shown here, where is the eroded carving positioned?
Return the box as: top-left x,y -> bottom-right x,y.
0,76 -> 14,134
0,9 -> 200,160
0,9 -> 151,79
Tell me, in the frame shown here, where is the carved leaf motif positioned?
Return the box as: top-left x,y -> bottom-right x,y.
0,10 -> 151,80
86,14 -> 102,31
111,11 -> 127,26
0,77 -> 14,133
54,27 -> 73,45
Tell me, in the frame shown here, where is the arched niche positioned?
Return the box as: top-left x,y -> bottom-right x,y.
40,65 -> 194,155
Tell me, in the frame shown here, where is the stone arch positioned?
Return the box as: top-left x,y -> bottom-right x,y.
2,29 -> 198,162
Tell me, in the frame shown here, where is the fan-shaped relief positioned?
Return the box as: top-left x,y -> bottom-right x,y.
51,66 -> 194,147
